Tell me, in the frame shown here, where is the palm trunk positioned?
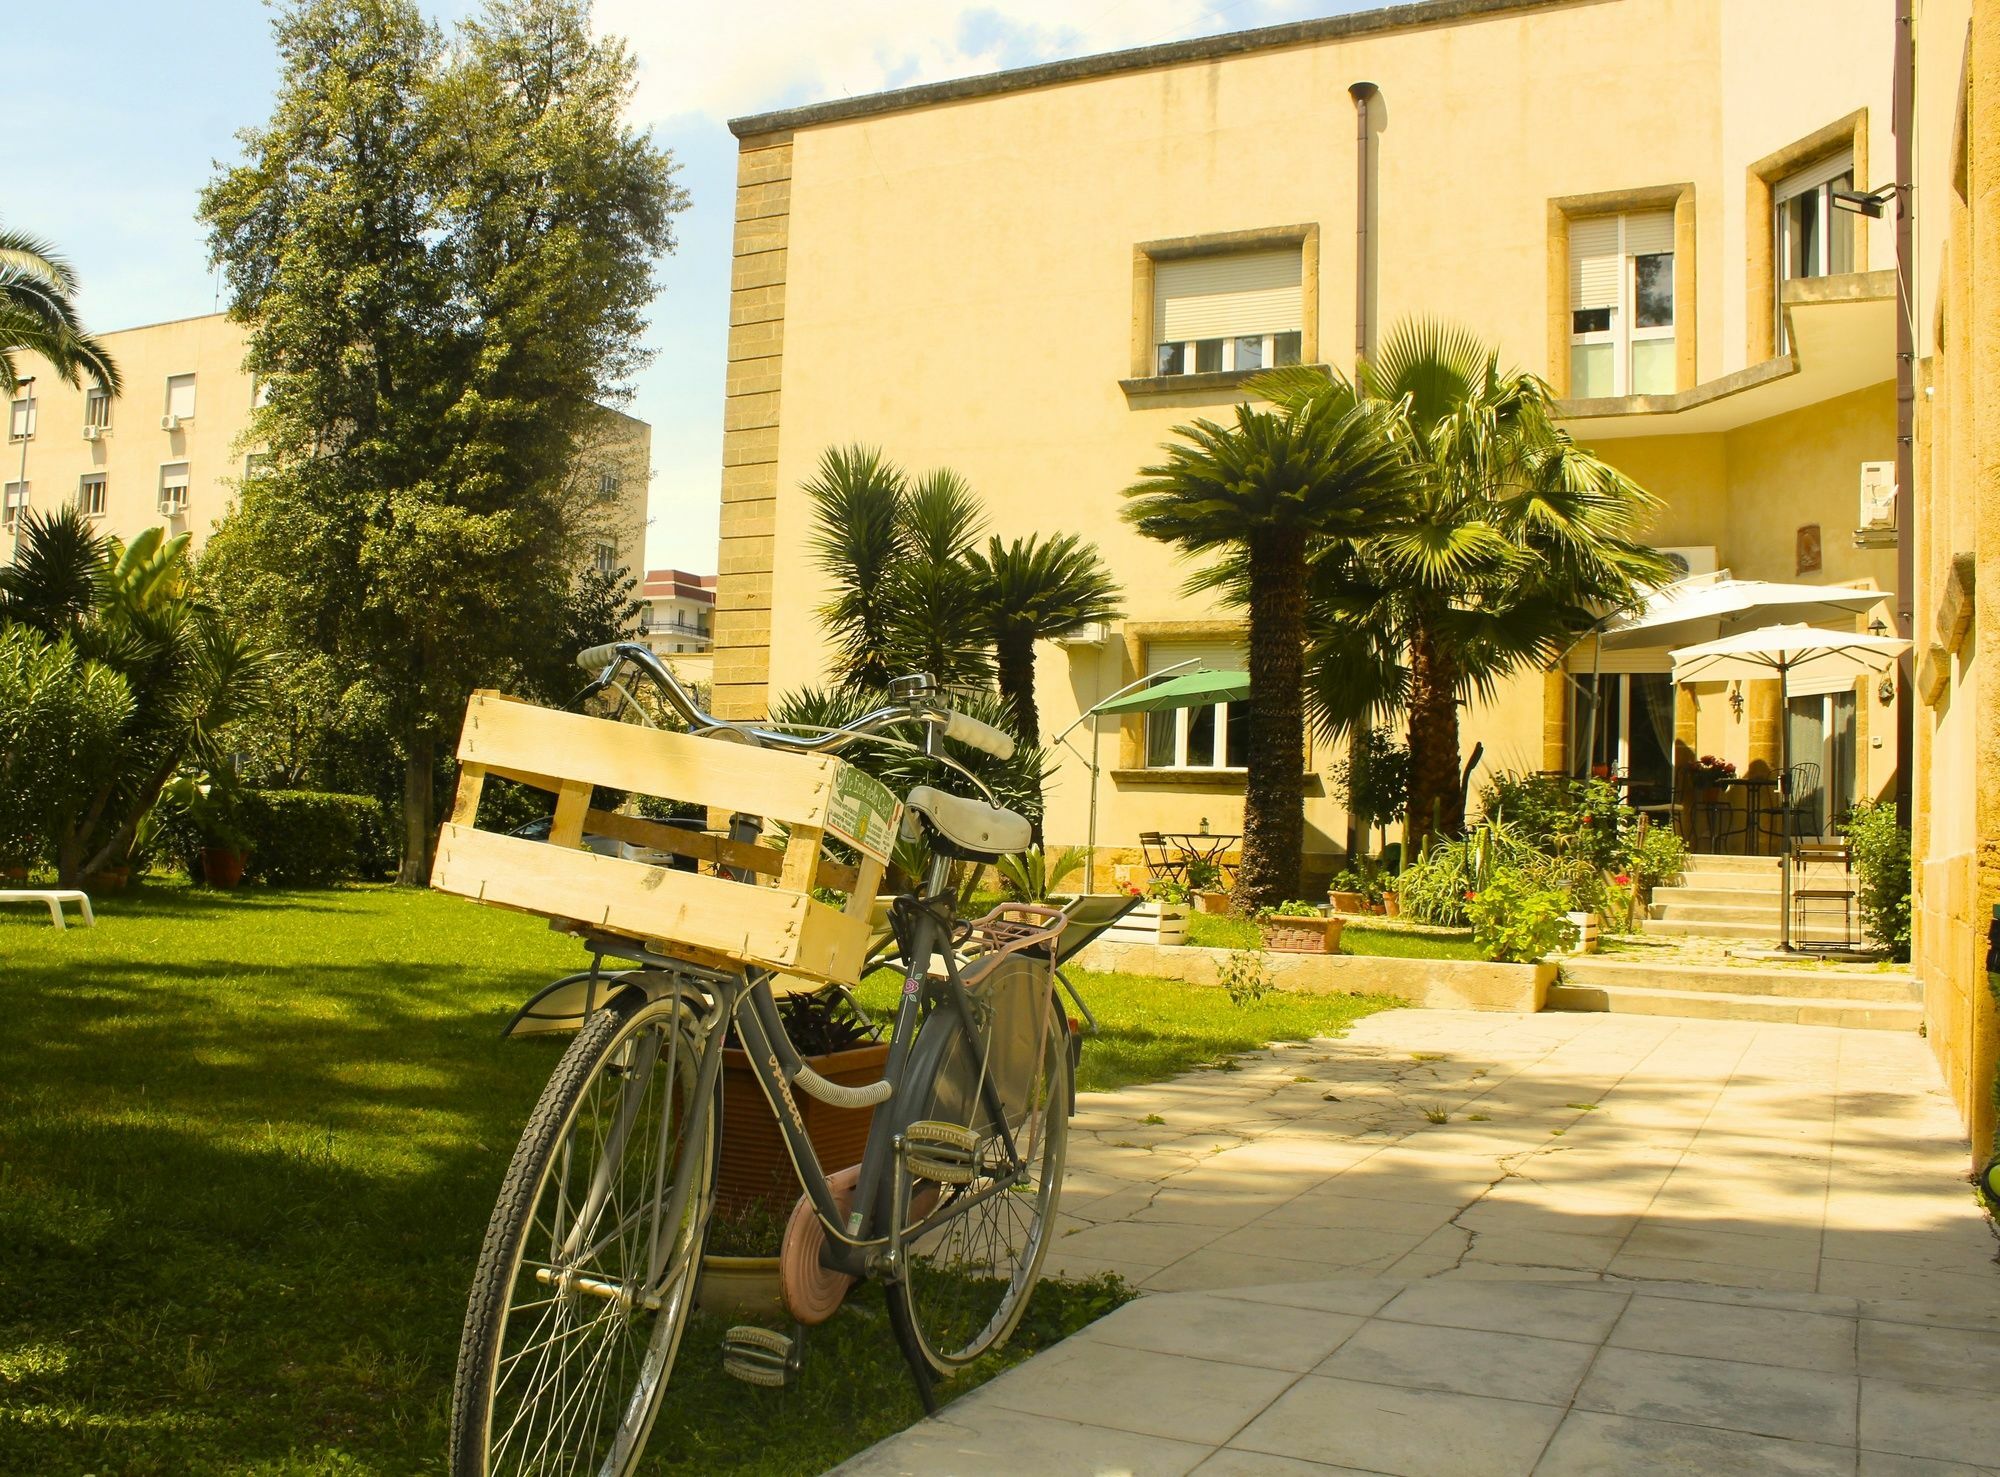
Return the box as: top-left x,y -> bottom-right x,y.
1404,619 -> 1464,852
399,731 -> 436,886
1236,529 -> 1308,912
995,630 -> 1040,748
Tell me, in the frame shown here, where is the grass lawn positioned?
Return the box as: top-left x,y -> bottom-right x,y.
0,881 -> 1146,1476
1186,909 -> 1484,960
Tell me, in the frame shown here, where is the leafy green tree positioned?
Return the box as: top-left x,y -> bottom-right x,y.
0,226 -> 121,397
0,508 -> 271,885
1124,396 -> 1418,910
966,533 -> 1122,748
200,0 -> 684,882
1260,320 -> 1672,849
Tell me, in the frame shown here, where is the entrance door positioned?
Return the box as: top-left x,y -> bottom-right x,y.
1570,673 -> 1676,805
1784,690 -> 1857,836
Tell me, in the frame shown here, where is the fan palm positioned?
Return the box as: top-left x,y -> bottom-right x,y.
883,468 -> 991,688
804,444 -> 908,691
1,226 -> 122,397
1125,394 -> 1419,910
1258,319 -> 1673,848
965,532 -> 1122,747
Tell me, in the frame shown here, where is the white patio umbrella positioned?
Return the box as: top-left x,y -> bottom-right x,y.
1599,574 -> 1886,650
1669,622 -> 1909,949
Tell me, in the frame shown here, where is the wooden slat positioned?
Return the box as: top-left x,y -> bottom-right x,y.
779,824 -> 823,895
580,808 -> 860,893
431,823 -> 870,983
454,694 -> 838,826
449,764 -> 487,826
844,854 -> 885,918
549,780 -> 593,849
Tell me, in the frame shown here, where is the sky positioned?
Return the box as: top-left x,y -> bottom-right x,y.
10,0 -> 1365,573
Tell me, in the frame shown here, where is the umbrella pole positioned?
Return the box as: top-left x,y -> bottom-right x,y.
1778,660 -> 1793,951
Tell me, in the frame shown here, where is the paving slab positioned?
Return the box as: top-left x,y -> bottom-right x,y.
833,1010 -> 1998,1475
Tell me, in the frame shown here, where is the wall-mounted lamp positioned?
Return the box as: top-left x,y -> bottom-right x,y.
1831,184 -> 1903,219
1728,681 -> 1745,718
1867,616 -> 1889,637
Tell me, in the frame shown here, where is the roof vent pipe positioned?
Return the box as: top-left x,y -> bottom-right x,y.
1348,81 -> 1378,370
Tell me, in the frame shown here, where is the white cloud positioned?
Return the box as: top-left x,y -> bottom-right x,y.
599,0 -> 1313,125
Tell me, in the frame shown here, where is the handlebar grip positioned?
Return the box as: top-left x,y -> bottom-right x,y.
942,709 -> 1017,760
576,642 -> 625,672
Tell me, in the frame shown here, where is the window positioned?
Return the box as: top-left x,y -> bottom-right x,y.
165,373 -> 196,423
597,471 -> 621,502
79,473 -> 107,518
9,384 -> 36,441
1569,212 -> 1676,397
1774,152 -> 1855,351
2,481 -> 27,530
1143,642 -> 1253,770
85,388 -> 111,430
1153,249 -> 1303,378
244,452 -> 272,481
251,375 -> 273,409
159,462 -> 191,515
593,540 -> 617,576
1569,672 -> 1674,801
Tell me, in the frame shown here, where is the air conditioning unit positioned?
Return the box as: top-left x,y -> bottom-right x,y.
160,414 -> 182,432
82,424 -> 103,442
1055,621 -> 1113,648
1858,460 -> 1896,530
1656,545 -> 1720,580
159,491 -> 189,517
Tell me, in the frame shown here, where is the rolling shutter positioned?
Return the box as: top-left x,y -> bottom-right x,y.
1147,639 -> 1245,676
161,463 -> 191,490
166,375 -> 197,420
1154,250 -> 1302,343
1624,210 -> 1675,258
1569,216 -> 1620,315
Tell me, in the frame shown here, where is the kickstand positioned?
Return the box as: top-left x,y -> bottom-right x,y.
891,1304 -> 938,1415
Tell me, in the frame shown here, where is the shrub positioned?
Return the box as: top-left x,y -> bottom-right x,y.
1627,822 -> 1689,897
234,790 -> 395,885
0,626 -> 134,873
1217,948 -> 1273,1006
1842,799 -> 1911,959
1465,867 -> 1576,962
998,845 -> 1087,902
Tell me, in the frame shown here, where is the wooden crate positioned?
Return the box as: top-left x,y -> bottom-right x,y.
430,693 -> 901,987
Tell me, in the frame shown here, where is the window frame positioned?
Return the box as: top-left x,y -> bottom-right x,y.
593,539 -> 617,577
159,461 -> 191,515
164,373 -> 197,423
9,385 -> 36,442
1772,151 -> 1856,350
84,387 -> 111,430
1567,211 -> 1678,399
1125,224 -> 1319,397
78,473 -> 107,518
2,480 -> 28,529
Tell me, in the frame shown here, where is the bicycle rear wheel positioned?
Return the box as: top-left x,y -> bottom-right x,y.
884,961 -> 1070,1371
450,985 -> 716,1477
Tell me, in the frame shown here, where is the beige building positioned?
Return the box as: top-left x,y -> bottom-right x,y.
5,311 -> 651,572
712,0 -> 1913,888
639,567 -> 716,688
1909,0 -> 1997,1170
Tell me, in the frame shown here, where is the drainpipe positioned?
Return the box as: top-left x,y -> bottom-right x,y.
1342,82 -> 1379,863
1892,0 -> 1914,817
1348,82 -> 1378,369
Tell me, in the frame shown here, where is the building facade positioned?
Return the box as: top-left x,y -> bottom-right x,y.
5,311 -> 652,573
712,0 -> 1910,891
639,567 -> 717,688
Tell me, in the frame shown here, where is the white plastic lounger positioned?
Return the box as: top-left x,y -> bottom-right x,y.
0,890 -> 95,929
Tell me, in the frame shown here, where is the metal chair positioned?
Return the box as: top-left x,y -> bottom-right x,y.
1790,841 -> 1857,949
1138,831 -> 1188,887
1762,762 -> 1822,849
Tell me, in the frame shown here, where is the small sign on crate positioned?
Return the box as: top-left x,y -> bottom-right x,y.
430,692 -> 900,987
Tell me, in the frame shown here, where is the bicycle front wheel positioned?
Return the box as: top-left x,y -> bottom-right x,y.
450,985 -> 716,1477
884,966 -> 1070,1371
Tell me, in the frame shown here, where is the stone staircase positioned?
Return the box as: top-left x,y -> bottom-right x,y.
1642,853 -> 1865,946
1546,956 -> 1922,1030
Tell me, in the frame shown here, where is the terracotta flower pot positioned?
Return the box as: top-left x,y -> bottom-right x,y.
1328,889 -> 1366,915
85,866 -> 129,893
1382,894 -> 1402,919
1195,891 -> 1232,915
716,1040 -> 890,1219
202,847 -> 248,888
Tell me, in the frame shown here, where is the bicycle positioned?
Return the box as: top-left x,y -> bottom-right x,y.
444,643 -> 1073,1477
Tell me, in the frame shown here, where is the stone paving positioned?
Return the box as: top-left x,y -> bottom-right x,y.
835,1009 -> 2000,1475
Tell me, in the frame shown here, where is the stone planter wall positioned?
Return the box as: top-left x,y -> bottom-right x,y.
1073,940 -> 1556,1014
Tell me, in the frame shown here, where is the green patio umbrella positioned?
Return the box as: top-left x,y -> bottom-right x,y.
1090,669 -> 1250,715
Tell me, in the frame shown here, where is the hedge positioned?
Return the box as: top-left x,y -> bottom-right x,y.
232,790 -> 395,885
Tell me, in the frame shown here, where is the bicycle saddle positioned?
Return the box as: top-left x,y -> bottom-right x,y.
903,785 -> 1032,860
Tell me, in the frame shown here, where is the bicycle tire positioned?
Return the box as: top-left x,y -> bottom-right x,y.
450,985 -> 716,1477
882,967 -> 1070,1372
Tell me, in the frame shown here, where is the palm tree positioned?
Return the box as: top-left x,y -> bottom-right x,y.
1125,394 -> 1419,910
1,226 -> 121,397
1260,319 -> 1673,850
804,444 -> 907,691
884,469 -> 991,688
965,532 -> 1122,747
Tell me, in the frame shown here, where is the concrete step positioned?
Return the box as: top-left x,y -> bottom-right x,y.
1649,906 -> 1783,930
1681,854 -> 1787,873
1672,870 -> 1783,893
1545,981 -> 1922,1030
1641,918 -> 1789,940
1658,886 -> 1789,907
1561,958 -> 1921,1003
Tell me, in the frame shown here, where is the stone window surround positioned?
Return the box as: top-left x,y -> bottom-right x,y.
1109,618 -> 1320,787
1122,223 -> 1321,398
1545,182 -> 1697,399
1745,109 -> 1870,366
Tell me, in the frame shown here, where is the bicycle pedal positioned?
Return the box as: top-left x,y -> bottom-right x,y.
902,1120 -> 979,1184
722,1325 -> 798,1388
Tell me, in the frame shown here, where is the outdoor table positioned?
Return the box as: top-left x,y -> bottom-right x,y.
1156,831 -> 1240,888
1717,776 -> 1778,854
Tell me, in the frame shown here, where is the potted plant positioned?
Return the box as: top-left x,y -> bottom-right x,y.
1185,855 -> 1230,914
696,1199 -> 793,1321
1327,867 -> 1368,915
1258,900 -> 1344,954
1692,754 -> 1736,801
173,770 -> 253,888
1107,879 -> 1191,944
716,987 -> 888,1220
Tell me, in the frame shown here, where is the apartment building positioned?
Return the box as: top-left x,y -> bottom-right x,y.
639,567 -> 717,687
5,311 -> 652,571
711,0 -> 1907,862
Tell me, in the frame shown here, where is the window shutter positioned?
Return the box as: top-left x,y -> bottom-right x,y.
1569,216 -> 1620,312
166,375 -> 196,419
1147,639 -> 1246,675
1625,210 -> 1675,258
1154,250 -> 1302,343
161,463 -> 191,490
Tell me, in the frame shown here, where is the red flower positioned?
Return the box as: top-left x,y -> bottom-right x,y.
1463,889 -> 1477,901
1613,873 -> 1631,886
